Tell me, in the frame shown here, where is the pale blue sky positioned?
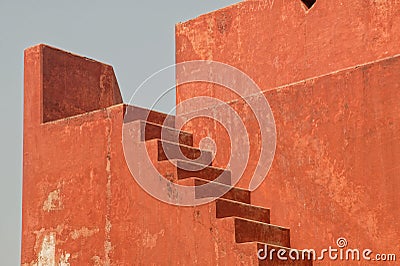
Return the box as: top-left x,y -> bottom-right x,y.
0,1 -> 239,264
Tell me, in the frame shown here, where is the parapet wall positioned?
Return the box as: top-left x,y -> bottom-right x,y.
33,45 -> 123,123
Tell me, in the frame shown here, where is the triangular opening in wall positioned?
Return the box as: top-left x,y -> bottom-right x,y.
301,0 -> 316,9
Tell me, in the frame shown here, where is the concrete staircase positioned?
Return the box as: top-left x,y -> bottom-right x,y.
128,107 -> 313,265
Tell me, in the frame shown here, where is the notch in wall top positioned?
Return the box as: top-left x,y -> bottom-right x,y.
301,0 -> 316,9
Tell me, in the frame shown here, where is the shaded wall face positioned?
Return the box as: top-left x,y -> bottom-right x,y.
41,46 -> 122,123
175,0 -> 400,259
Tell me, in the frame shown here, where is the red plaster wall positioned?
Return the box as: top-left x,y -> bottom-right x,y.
176,1 -> 400,264
21,45 -> 262,265
41,45 -> 122,123
176,0 -> 400,104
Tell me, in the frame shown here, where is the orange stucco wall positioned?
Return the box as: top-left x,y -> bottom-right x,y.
176,1 -> 400,265
21,45 -> 263,265
21,1 -> 400,265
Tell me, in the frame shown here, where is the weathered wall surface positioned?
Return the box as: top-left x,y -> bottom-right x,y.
41,45 -> 122,123
176,0 -> 400,264
21,0 -> 400,263
176,0 -> 400,104
263,55 -> 400,259
22,45 -> 114,264
22,45 -> 261,265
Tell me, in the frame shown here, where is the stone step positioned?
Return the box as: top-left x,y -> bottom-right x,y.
123,105 -> 175,128
257,243 -> 314,265
235,218 -> 290,248
155,140 -> 213,166
216,198 -> 270,224
185,178 -> 251,204
136,120 -> 193,146
157,160 -> 231,185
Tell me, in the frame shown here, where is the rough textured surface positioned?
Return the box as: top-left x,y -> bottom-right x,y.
176,1 -> 400,264
23,45 -> 112,265
176,0 -> 400,104
176,57 -> 400,265
22,0 -> 400,264
24,44 -> 296,265
41,44 -> 122,123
